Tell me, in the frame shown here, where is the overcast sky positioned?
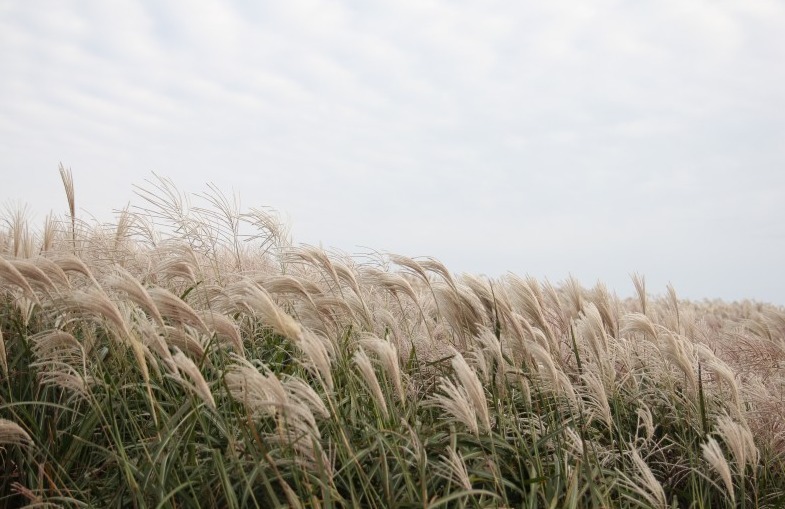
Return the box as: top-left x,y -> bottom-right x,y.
1,1 -> 784,304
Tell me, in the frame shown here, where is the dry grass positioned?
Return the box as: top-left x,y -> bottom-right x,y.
0,170 -> 783,508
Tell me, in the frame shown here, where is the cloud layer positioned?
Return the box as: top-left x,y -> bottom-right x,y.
2,0 -> 784,303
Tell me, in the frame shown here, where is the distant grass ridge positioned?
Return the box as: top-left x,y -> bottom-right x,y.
1,168 -> 784,508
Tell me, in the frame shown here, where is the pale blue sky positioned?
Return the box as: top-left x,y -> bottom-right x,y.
1,1 -> 784,304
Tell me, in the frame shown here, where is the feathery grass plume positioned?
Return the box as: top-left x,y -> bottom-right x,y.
133,318 -> 177,374
360,334 -> 404,402
194,183 -> 245,270
31,255 -> 70,289
0,255 -> 37,299
702,436 -> 735,504
695,344 -> 741,414
285,245 -> 342,293
429,377 -> 479,435
660,331 -> 697,392
171,349 -> 216,410
200,310 -> 243,354
58,162 -> 75,226
450,348 -> 491,433
563,275 -> 585,317
58,289 -> 156,418
666,283 -> 681,331
332,258 -> 363,299
61,288 -> 130,338
4,203 -> 30,258
242,206 -> 290,254
259,274 -> 319,311
282,374 -> 329,419
50,253 -> 99,286
353,347 -> 389,419
225,357 -> 323,439
113,205 -> 132,251
440,446 -> 472,491
0,418 -> 32,447
225,357 -> 283,419
148,287 -> 209,334
622,313 -> 659,342
390,253 -> 444,318
581,370 -> 613,431
296,330 -> 334,392
313,294 -> 356,324
617,446 -> 668,509
35,361 -> 95,400
105,266 -> 164,326
636,404 -> 655,442
9,259 -> 56,294
590,282 -> 619,336
464,273 -> 510,325
525,338 -> 561,392
506,274 -> 556,351
433,281 -> 485,339
363,267 -> 422,311
473,327 -> 506,385
0,327 -> 6,378
163,325 -> 205,362
631,272 -> 647,316
578,302 -> 609,363
223,281 -> 302,341
389,253 -> 431,288
39,212 -> 57,253
59,164 -> 81,257
153,253 -> 198,284
419,257 -> 456,291
715,414 -> 759,474
30,329 -> 86,369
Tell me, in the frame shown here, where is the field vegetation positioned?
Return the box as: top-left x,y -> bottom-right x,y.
1,166 -> 784,507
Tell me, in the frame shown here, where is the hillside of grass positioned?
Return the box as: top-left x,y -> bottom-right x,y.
1,168 -> 784,508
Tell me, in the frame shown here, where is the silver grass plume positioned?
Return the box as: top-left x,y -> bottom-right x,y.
429,377 -> 481,435
452,349 -> 490,432
702,436 -> 735,504
440,446 -> 472,491
200,310 -> 244,354
0,327 -> 5,378
581,370 -> 613,431
30,330 -> 94,398
636,404 -> 655,442
148,287 -> 209,334
172,349 -> 216,410
353,346 -> 389,419
8,259 -> 56,295
660,331 -> 697,392
31,256 -> 70,288
50,253 -> 99,286
221,281 -> 302,341
695,343 -> 741,415
617,446 -> 668,509
225,357 -> 327,465
0,418 -> 33,447
105,266 -> 164,326
163,326 -> 206,363
715,413 -> 759,474
296,330 -> 334,392
0,255 -> 37,300
360,334 -> 404,403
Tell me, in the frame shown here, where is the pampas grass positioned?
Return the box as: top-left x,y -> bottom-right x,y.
1,169 -> 784,508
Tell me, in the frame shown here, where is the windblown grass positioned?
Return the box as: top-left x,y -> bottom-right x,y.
1,169 -> 784,508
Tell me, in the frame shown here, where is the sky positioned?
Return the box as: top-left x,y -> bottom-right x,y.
1,1 -> 784,305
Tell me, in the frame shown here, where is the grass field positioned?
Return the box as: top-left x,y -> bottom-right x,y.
1,168 -> 784,508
